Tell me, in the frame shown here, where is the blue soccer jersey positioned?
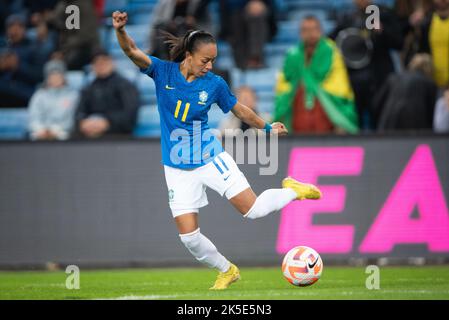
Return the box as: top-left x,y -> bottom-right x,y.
140,56 -> 237,169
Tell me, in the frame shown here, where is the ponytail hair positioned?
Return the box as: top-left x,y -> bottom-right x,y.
160,29 -> 216,62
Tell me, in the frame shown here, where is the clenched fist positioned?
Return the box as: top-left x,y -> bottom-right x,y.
112,11 -> 128,30
271,122 -> 288,136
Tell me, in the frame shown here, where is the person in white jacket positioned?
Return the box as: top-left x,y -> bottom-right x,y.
433,87 -> 449,133
28,60 -> 79,140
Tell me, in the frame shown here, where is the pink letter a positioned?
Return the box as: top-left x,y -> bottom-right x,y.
359,145 -> 449,253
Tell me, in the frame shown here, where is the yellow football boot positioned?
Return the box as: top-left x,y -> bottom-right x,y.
209,263 -> 241,290
282,176 -> 322,200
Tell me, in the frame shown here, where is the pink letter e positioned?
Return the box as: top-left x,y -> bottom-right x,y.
276,147 -> 364,254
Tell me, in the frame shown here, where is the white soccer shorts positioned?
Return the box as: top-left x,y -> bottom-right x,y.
164,151 -> 251,217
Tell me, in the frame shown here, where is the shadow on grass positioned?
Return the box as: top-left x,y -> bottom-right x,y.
63,296 -> 88,300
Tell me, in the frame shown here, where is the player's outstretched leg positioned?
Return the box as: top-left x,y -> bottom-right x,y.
242,178 -> 321,220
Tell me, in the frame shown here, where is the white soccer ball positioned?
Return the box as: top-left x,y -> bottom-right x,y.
282,246 -> 323,287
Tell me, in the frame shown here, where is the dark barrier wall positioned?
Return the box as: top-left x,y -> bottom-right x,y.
0,136 -> 448,268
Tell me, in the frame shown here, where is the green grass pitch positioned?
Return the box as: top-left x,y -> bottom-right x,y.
0,266 -> 449,300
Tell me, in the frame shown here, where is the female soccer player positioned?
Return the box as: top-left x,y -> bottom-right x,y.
113,11 -> 322,290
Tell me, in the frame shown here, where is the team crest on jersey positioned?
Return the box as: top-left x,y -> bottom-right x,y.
199,91 -> 208,105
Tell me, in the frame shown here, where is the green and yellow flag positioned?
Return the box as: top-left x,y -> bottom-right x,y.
274,38 -> 359,133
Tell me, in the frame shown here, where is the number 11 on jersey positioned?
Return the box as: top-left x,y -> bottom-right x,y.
174,100 -> 190,122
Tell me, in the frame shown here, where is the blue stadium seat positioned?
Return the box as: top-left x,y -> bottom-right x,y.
108,24 -> 150,56
215,55 -> 235,70
129,12 -> 152,25
329,0 -> 354,11
217,41 -> 231,56
240,68 -> 277,92
118,68 -> 139,82
104,0 -> 128,16
274,0 -> 288,13
264,43 -> 291,57
273,21 -> 299,44
283,0 -> 330,10
328,0 -> 394,11
26,28 -> 37,41
288,8 -> 329,24
125,25 -> 150,48
114,57 -> 139,82
215,41 -> 234,69
126,0 -> 158,14
66,71 -> 86,91
266,54 -> 285,69
374,0 -> 394,7
208,104 -> 225,129
133,105 -> 160,137
136,73 -> 156,105
257,89 -> 275,101
228,68 -> 277,115
0,109 -> 29,140
140,92 -> 157,105
99,25 -> 111,49
257,100 -> 274,115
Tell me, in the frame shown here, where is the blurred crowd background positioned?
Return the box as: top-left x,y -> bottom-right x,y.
0,0 -> 448,141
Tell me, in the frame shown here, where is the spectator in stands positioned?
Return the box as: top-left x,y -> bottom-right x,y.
394,0 -> 434,67
27,2 -> 58,67
0,14 -> 48,108
218,0 -> 277,69
219,85 -> 270,135
23,0 -> 58,18
274,16 -> 358,135
46,0 -> 101,70
0,1 -> 24,36
28,59 -> 78,140
375,53 -> 437,131
149,0 -> 213,60
330,0 -> 404,130
75,49 -> 139,138
416,0 -> 449,90
92,0 -> 106,22
433,86 -> 449,133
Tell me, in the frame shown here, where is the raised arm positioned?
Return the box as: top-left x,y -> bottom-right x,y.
112,11 -> 151,69
231,102 -> 288,135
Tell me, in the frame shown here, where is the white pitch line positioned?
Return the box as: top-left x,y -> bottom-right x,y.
98,293 -> 206,300
98,289 -> 449,300
100,291 -> 322,300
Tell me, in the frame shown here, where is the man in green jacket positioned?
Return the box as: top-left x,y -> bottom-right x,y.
274,16 -> 359,134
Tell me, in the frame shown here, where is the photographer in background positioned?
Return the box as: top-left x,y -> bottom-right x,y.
330,0 -> 404,130
46,0 -> 100,70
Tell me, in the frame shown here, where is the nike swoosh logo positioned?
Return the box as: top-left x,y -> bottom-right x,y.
223,175 -> 230,181
165,85 -> 175,90
308,257 -> 319,269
